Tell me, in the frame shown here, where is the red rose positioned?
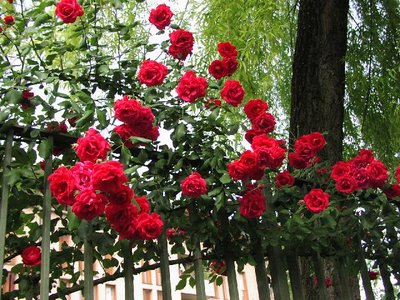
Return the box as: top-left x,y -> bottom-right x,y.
92,161 -> 128,194
205,98 -> 222,109
383,184 -> 400,199
244,129 -> 263,144
251,112 -> 276,134
331,161 -> 352,181
48,166 -> 77,205
335,175 -> 357,194
22,90 -> 34,100
325,277 -> 332,288
75,128 -> 110,163
109,185 -> 134,205
227,160 -> 248,181
368,271 -> 379,280
244,99 -> 268,121
68,116 -> 77,127
181,172 -> 207,198
105,203 -> 138,236
288,152 -> 308,169
217,41 -> 238,57
113,124 -> 135,148
255,146 -> 285,170
70,161 -> 94,190
114,96 -> 155,128
352,167 -> 369,190
366,159 -> 388,188
304,189 -> 329,213
222,56 -> 238,76
351,149 -> 374,168
168,29 -> 194,60
239,188 -> 266,218
239,150 -> 257,170
220,80 -> 245,107
275,171 -> 295,189
208,60 -> 227,79
295,132 -> 326,152
210,261 -> 227,276
166,228 -> 185,240
72,189 -> 107,220
251,135 -> 280,150
396,166 -> 400,183
4,15 -> 14,25
149,4 -> 173,30
59,121 -> 68,133
55,0 -> 84,24
135,213 -> 164,240
8,0 -> 14,3
20,99 -> 33,110
176,71 -> 208,103
138,60 -> 168,86
21,246 -> 41,267
134,195 -> 150,213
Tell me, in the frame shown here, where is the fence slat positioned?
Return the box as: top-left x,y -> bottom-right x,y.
220,209 -> 240,300
356,237 -> 375,300
312,252 -> 329,300
122,240 -> 135,300
378,260 -> 395,300
159,221 -> 172,300
83,220 -> 94,300
189,203 -> 206,300
334,257 -> 352,300
286,250 -> 305,300
0,130 -> 13,300
250,220 -> 271,300
40,135 -> 53,300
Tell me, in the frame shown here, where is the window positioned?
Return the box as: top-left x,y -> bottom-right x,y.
143,289 -> 152,300
142,270 -> 153,284
105,284 -> 116,300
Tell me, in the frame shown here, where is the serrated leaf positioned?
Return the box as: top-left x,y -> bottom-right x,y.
67,208 -> 81,231
219,173 -> 231,184
175,277 -> 188,290
121,145 -> 131,165
75,110 -> 93,128
38,139 -> 51,159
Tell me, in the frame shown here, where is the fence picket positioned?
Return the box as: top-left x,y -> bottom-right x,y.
159,222 -> 172,300
0,130 -> 13,300
122,240 -> 135,300
40,135 -> 53,300
189,203 -> 206,300
83,220 -> 94,300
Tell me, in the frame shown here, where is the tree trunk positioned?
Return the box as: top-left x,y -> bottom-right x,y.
290,0 -> 355,299
290,0 -> 348,163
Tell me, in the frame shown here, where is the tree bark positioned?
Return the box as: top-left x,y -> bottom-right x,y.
290,0 -> 348,163
290,1 -> 354,299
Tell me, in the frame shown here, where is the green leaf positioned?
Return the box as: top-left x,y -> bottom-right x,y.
129,136 -> 152,144
38,139 -> 51,159
216,276 -> 224,286
75,110 -> 93,128
96,109 -> 107,128
175,276 -> 188,290
174,123 -> 187,141
67,208 -> 81,231
4,89 -> 21,103
121,145 -> 131,164
219,173 -> 231,184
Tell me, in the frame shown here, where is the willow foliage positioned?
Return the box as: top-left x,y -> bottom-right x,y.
195,0 -> 296,120
346,0 -> 400,167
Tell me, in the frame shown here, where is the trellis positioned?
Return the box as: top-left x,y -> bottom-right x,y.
0,124 -> 395,300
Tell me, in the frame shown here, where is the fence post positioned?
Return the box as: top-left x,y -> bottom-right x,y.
83,220 -> 94,300
312,252 -> 329,300
220,209 -> 240,300
159,220 -> 172,300
189,203 -> 207,300
356,237 -> 375,300
40,135 -> 53,300
286,250 -> 305,300
0,130 -> 13,300
122,240 -> 135,300
250,220 -> 271,300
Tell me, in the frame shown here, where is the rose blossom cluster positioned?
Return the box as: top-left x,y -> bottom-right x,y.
330,149 -> 390,194
288,132 -> 326,169
48,129 -> 163,240
208,41 -> 239,80
244,99 -> 276,141
113,96 -> 159,148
